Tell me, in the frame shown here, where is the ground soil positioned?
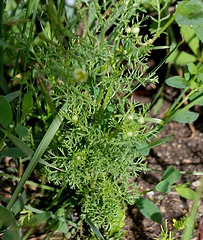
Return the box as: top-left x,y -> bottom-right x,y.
123,93 -> 203,240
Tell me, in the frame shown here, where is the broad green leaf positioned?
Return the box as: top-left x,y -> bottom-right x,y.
176,0 -> 203,27
167,50 -> 197,66
0,205 -> 17,231
22,92 -> 33,117
0,206 -> 21,240
180,26 -> 199,55
136,142 -> 149,156
85,218 -> 105,240
173,110 -> 199,123
59,222 -> 69,234
15,125 -> 29,137
155,180 -> 171,193
162,166 -> 181,185
135,197 -> 162,223
0,96 -> 13,129
176,187 -> 198,200
1,148 -> 25,158
24,212 -> 52,227
189,92 -> 203,106
194,25 -> 203,42
166,76 -> 189,88
3,227 -> 21,240
187,63 -> 197,75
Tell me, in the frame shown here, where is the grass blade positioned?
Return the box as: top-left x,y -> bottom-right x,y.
6,100 -> 68,210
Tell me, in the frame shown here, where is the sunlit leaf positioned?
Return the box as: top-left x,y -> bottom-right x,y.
176,187 -> 198,200
189,92 -> 203,106
176,0 -> 203,27
180,26 -> 199,55
194,25 -> 203,42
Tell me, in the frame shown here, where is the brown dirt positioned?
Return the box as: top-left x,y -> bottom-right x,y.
123,97 -> 203,240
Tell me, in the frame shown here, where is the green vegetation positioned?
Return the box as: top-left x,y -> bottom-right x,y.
0,0 -> 202,239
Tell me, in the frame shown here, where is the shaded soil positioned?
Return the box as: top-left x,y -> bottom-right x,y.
124,97 -> 203,239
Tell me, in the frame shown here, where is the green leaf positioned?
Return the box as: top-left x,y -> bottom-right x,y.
0,96 -> 13,129
166,76 -> 189,88
4,92 -> 19,102
194,25 -> 203,42
22,92 -> 33,117
162,166 -> 181,185
1,148 -> 25,158
167,50 -> 197,66
24,212 -> 52,227
180,26 -> 199,55
14,125 -> 29,137
189,92 -> 203,106
176,0 -> 203,27
0,206 -> 21,240
136,142 -> 149,156
148,135 -> 173,149
173,110 -> 199,123
59,222 -> 69,234
3,227 -> 21,240
85,218 -> 105,240
11,191 -> 26,215
155,180 -> 171,193
187,63 -> 197,75
176,187 -> 198,200
135,197 -> 162,223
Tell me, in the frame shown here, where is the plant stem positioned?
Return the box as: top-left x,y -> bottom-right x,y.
0,172 -> 58,192
0,0 -> 9,94
150,0 -> 189,44
23,0 -> 40,71
181,176 -> 203,240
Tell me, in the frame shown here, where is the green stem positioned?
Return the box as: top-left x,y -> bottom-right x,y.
13,0 -> 32,77
181,176 -> 203,240
0,0 -> 9,94
23,0 -> 40,71
150,0 -> 189,44
0,172 -> 58,192
164,94 -> 203,124
38,79 -> 58,116
163,87 -> 189,118
22,227 -> 35,240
